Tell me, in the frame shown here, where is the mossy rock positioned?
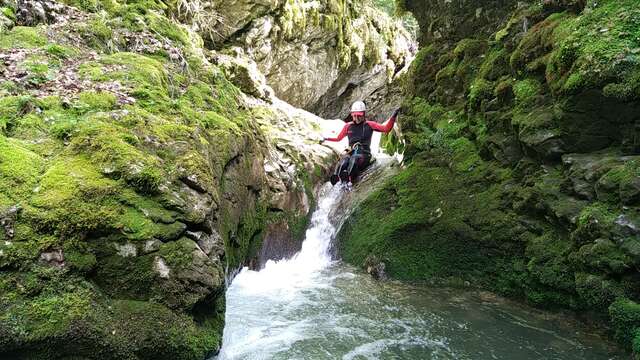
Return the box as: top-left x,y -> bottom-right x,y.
610,298 -> 640,349
0,283 -> 222,359
337,158 -> 522,285
0,26 -> 47,49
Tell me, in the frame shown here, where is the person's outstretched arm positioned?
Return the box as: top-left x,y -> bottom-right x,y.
323,122 -> 351,142
366,109 -> 400,133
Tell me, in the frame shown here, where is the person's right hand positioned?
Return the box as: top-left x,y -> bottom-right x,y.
393,108 -> 401,117
319,138 -> 326,145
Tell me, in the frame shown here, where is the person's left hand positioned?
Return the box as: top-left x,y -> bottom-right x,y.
393,108 -> 401,117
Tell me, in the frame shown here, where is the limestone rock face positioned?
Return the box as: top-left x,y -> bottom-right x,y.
207,0 -> 282,43
208,0 -> 416,119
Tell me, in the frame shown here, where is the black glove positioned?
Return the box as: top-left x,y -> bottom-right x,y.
319,138 -> 326,145
392,108 -> 401,118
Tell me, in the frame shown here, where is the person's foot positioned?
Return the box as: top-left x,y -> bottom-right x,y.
330,174 -> 339,185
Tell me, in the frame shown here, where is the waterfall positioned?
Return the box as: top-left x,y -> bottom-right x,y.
216,183 -> 344,359
222,183 -> 341,296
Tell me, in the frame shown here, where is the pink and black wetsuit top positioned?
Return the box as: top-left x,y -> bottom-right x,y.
324,115 -> 397,154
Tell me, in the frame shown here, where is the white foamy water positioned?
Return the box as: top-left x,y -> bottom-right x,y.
221,183 -> 340,299
216,183 -> 624,360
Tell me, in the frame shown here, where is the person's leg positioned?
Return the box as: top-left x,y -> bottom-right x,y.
338,155 -> 352,182
330,156 -> 345,185
349,153 -> 373,183
347,154 -> 365,183
362,153 -> 372,169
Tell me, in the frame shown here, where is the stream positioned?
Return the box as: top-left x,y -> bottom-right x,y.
216,183 -> 625,360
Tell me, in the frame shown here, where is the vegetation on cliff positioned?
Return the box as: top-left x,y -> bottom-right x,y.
339,0 -> 640,353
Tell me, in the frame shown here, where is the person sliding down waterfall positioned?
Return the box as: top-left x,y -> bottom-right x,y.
320,101 -> 399,187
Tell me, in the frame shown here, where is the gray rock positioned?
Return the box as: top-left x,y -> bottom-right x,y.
614,214 -> 640,237
179,173 -> 209,194
0,205 -> 21,239
186,230 -> 224,257
154,256 -> 170,279
364,255 -> 387,280
157,222 -> 187,242
40,249 -> 64,268
166,183 -> 215,225
520,129 -> 565,160
621,176 -> 640,205
213,49 -> 273,101
143,239 -> 162,254
16,0 -> 68,26
114,243 -> 137,257
154,239 -> 224,310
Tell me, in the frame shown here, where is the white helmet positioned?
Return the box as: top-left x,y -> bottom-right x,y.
350,101 -> 366,113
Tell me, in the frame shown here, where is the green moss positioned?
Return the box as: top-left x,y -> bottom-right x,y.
1,6 -> 15,21
370,0 -> 640,352
468,78 -> 494,110
44,44 -> 79,59
337,159 -> 518,284
435,60 -> 457,83
513,78 -> 542,107
0,136 -> 44,208
1,287 -> 221,358
99,53 -> 170,111
77,61 -> 107,81
453,38 -> 485,59
65,248 -> 98,273
119,189 -> 177,224
575,238 -> 632,275
106,299 -> 221,359
510,12 -> 570,73
524,232 -> 576,306
19,55 -> 54,87
0,96 -> 32,134
0,0 -> 279,356
28,156 -> 120,237
0,26 -> 47,49
221,195 -> 267,271
70,119 -> 163,194
61,0 -> 120,13
116,207 -> 185,241
74,91 -> 118,113
147,12 -> 190,46
158,238 -> 195,270
596,161 -> 640,205
478,48 -> 509,81
495,28 -> 509,42
610,298 -> 640,349
546,0 -> 640,98
2,287 -> 94,343
10,114 -> 47,140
